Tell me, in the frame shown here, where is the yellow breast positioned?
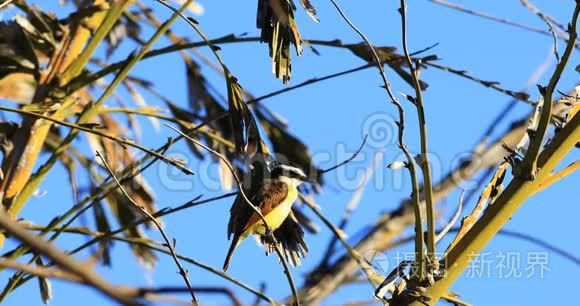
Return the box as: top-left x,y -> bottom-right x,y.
244,185 -> 298,237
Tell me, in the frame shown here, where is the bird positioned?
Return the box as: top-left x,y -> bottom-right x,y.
223,161 -> 311,271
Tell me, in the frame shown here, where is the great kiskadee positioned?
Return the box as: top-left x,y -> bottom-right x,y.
223,161 -> 311,271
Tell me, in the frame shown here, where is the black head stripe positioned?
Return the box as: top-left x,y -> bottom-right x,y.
288,169 -> 304,179
268,162 -> 307,180
271,166 -> 283,178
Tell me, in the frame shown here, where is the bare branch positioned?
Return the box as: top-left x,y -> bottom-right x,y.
327,0 -> 426,282
299,194 -> 379,286
321,135 -> 368,174
95,151 -> 199,305
518,3 -> 579,180
399,0 -> 438,273
435,191 -> 463,243
319,150 -> 382,267
428,0 -> 574,44
519,0 -> 568,32
0,210 -> 138,305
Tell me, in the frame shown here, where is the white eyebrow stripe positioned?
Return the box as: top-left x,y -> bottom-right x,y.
277,164 -> 306,177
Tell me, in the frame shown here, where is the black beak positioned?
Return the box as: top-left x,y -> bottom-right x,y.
299,174 -> 318,184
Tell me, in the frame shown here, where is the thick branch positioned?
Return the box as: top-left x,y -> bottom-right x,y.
0,210 -> 138,305
414,102 -> 580,305
295,90 -> 577,304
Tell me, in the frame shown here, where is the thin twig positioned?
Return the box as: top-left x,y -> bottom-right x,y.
327,0 -> 426,281
320,135 -> 368,174
519,3 -> 580,179
476,47 -> 554,145
388,225 -> 580,266
497,228 -> 580,266
95,151 -> 199,305
428,0 -> 571,42
299,195 -> 379,287
327,0 -> 392,94
384,205 -> 580,265
522,0 -> 562,62
423,61 -> 535,106
320,150 -> 382,267
140,287 -> 243,306
153,0 -> 227,69
519,0 -> 567,32
435,191 -> 463,243
253,283 -> 267,306
544,17 -> 560,63
399,0 -> 439,272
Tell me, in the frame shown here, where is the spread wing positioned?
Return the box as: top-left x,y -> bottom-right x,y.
260,210 -> 309,266
227,180 -> 288,239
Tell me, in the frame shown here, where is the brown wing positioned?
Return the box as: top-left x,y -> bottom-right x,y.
227,180 -> 288,239
260,210 -> 309,266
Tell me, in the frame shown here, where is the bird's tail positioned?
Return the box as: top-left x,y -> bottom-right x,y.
223,236 -> 241,271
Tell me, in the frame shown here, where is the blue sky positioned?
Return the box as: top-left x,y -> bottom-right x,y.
1,0 -> 578,305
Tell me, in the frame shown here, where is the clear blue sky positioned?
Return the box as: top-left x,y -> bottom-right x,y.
1,0 -> 578,305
